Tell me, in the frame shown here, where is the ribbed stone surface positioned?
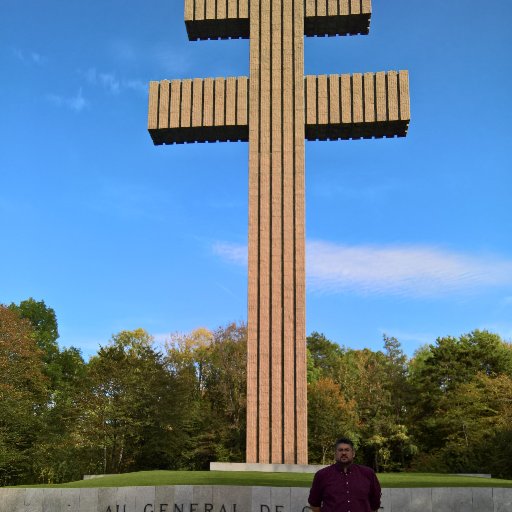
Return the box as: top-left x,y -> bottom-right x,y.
304,0 -> 371,36
305,71 -> 410,139
148,71 -> 411,145
148,0 -> 410,465
148,77 -> 248,145
184,0 -> 370,39
148,71 -> 409,145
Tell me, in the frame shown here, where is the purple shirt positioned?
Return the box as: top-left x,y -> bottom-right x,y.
308,463 -> 381,512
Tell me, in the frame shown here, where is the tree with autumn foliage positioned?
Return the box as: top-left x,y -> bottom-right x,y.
308,377 -> 359,464
0,306 -> 48,485
164,323 -> 247,468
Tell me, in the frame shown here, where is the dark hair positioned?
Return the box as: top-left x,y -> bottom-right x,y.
335,437 -> 355,449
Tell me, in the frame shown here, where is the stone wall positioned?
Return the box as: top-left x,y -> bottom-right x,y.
1,485 -> 511,512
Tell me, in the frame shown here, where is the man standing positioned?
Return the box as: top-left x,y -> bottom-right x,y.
308,438 -> 381,512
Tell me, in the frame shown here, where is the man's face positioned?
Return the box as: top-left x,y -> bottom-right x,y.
335,443 -> 355,465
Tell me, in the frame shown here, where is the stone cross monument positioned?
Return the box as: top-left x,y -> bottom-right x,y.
148,0 -> 410,465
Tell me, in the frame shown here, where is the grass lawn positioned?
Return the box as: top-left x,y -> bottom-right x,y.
25,470 -> 512,488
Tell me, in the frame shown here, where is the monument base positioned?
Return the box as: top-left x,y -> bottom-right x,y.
1,485 -> 511,512
209,462 -> 326,473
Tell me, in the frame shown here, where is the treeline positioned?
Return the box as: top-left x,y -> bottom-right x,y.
1,299 -> 512,486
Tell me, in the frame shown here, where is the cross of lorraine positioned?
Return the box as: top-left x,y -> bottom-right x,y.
147,0 -> 410,466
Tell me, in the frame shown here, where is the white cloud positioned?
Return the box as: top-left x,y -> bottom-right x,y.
213,242 -> 248,266
13,48 -> 46,65
212,240 -> 512,298
122,79 -> 147,94
99,72 -> 121,94
47,88 -> 88,112
83,68 -> 147,95
309,241 -> 512,297
30,52 -> 45,65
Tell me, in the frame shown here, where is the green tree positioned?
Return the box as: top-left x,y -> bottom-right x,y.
164,323 -> 247,468
308,378 -> 359,464
408,330 -> 512,455
202,323 -> 247,462
9,298 -> 59,360
410,372 -> 512,476
7,298 -> 72,396
305,333 -> 416,471
383,335 -> 409,423
30,346 -> 88,483
0,306 -> 48,485
164,327 -> 213,468
319,341 -> 417,472
75,329 -> 176,474
306,332 -> 345,383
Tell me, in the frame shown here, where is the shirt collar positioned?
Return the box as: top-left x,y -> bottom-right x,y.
335,462 -> 353,474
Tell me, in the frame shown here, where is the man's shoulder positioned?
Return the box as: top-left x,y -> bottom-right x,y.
317,463 -> 338,473
313,463 -> 337,478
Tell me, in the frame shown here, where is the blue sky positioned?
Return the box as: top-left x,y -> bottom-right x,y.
1,0 -> 511,359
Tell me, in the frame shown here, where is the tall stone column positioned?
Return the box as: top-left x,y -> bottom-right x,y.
246,0 -> 308,465
148,0 -> 410,468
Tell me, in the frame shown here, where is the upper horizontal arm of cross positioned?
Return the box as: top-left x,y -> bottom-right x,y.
184,0 -> 371,40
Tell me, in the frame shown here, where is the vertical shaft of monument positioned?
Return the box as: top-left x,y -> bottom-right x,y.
247,0 -> 307,464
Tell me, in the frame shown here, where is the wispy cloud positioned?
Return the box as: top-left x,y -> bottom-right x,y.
212,240 -> 512,298
13,48 -> 46,65
47,88 -> 88,112
106,39 -> 192,76
82,68 -> 147,95
308,241 -> 512,297
213,242 -> 247,266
